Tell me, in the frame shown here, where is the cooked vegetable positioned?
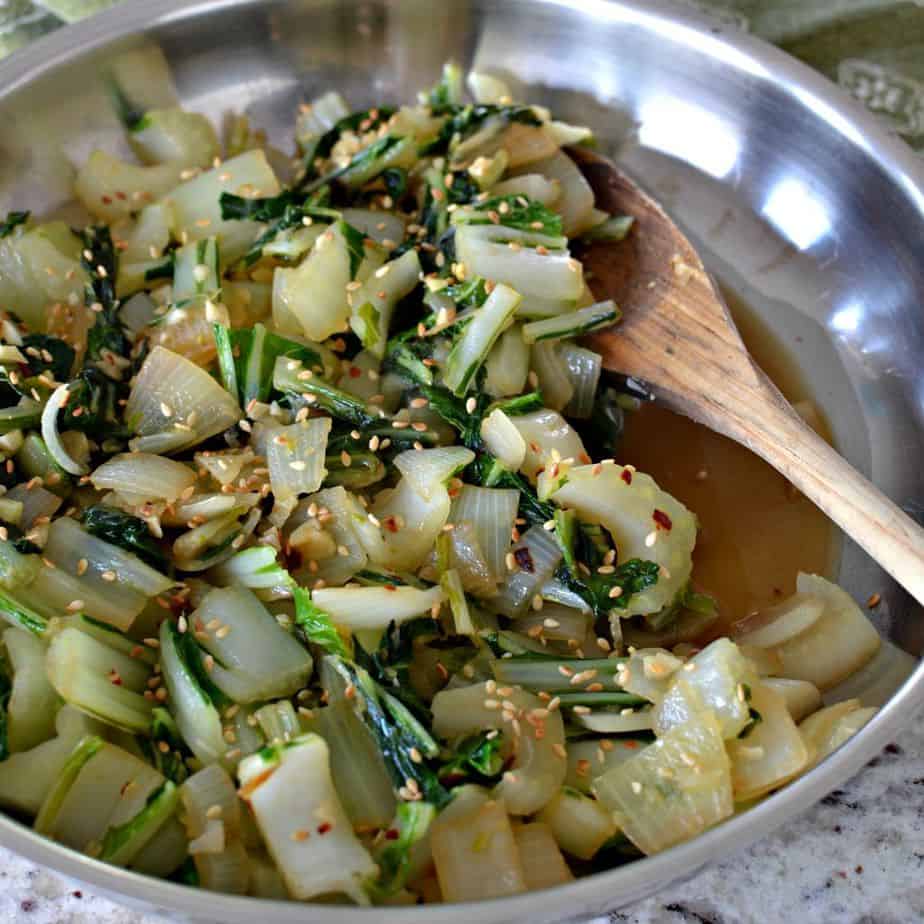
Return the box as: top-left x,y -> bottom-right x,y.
594,712 -> 734,855
0,58 -> 883,907
431,797 -> 526,902
537,788 -> 618,860
239,734 -> 377,903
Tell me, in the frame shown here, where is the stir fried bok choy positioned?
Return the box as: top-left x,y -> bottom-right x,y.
0,56 -> 883,906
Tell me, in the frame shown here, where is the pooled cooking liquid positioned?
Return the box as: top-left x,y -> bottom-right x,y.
618,285 -> 838,627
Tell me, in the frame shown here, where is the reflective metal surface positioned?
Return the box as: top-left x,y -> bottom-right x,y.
0,1 -> 922,921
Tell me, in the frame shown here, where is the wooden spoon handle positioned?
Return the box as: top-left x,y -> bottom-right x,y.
714,368 -> 924,607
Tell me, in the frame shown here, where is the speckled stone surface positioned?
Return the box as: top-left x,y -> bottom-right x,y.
1,716 -> 921,924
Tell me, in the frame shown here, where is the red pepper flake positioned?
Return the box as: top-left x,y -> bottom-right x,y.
384,583 -> 397,592
653,509 -> 673,531
384,828 -> 400,841
101,195 -> 113,205
317,822 -> 332,835
383,516 -> 400,533
348,366 -> 362,378
513,547 -> 535,573
620,468 -> 633,485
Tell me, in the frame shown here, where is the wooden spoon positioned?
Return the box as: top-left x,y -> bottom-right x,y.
569,146 -> 924,606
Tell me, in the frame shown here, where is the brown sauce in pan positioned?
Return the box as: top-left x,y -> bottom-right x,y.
617,286 -> 838,626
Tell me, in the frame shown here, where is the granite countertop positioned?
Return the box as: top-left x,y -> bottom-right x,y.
1,714 -> 921,923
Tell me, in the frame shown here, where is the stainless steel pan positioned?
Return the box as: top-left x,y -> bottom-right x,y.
0,1 -> 921,921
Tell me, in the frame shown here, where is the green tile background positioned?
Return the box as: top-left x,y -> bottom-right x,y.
1,0 -> 922,152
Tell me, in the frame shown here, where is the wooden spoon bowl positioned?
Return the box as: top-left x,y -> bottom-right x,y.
569,147 -> 924,606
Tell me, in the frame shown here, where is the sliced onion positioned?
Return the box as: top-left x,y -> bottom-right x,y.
41,383 -> 88,475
